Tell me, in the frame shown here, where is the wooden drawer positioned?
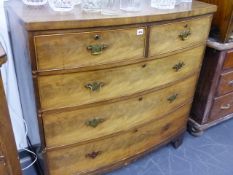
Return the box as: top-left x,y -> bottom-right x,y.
223,50 -> 233,70
38,46 -> 204,111
46,104 -> 190,175
34,27 -> 146,71
43,75 -> 197,148
209,92 -> 233,122
149,16 -> 211,57
217,70 -> 233,96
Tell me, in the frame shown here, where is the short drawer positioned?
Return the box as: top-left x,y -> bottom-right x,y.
46,104 -> 190,175
34,27 -> 146,71
217,70 -> 233,96
43,75 -> 197,148
209,92 -> 233,122
223,50 -> 233,70
149,15 -> 211,56
38,46 -> 204,111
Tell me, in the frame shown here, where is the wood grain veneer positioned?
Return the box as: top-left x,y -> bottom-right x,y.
149,15 -> 212,56
43,75 -> 198,148
38,46 -> 204,111
0,43 -> 22,175
5,1 -> 216,174
34,27 -> 146,71
46,104 -> 191,175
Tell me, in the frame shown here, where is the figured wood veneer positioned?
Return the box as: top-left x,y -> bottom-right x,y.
5,1 -> 216,174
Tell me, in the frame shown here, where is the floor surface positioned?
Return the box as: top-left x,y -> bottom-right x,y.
23,118 -> 233,175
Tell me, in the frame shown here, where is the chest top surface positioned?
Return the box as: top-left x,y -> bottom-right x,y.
5,0 -> 216,31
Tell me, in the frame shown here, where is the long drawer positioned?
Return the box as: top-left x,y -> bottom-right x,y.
38,46 -> 204,111
149,15 -> 211,56
34,27 -> 146,71
217,70 -> 233,96
43,75 -> 197,148
46,104 -> 190,175
209,91 -> 233,122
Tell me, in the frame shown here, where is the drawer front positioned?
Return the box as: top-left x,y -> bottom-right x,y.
43,75 -> 197,148
149,16 -> 211,56
223,50 -> 233,70
217,71 -> 233,96
38,46 -> 204,111
209,92 -> 233,122
34,27 -> 146,71
46,104 -> 190,175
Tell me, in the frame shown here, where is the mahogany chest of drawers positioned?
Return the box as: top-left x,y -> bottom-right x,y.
0,43 -> 22,175
190,39 -> 233,135
5,1 -> 216,174
198,0 -> 233,43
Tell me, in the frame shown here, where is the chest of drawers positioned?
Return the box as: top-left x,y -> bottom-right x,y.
190,39 -> 233,136
5,1 -> 216,174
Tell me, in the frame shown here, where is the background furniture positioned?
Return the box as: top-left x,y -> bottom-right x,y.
0,43 -> 22,175
198,0 -> 233,43
190,39 -> 233,135
5,1 -> 216,174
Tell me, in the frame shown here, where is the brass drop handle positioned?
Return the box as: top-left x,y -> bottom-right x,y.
228,80 -> 233,86
179,25 -> 191,41
167,94 -> 178,103
85,81 -> 105,92
87,44 -> 108,55
220,104 -> 231,110
86,151 -> 102,159
173,62 -> 185,72
85,118 -> 105,128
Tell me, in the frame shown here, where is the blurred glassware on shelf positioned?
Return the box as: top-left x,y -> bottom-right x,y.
48,0 -> 74,11
101,0 -> 120,15
151,0 -> 176,9
82,0 -> 101,12
22,0 -> 47,6
74,0 -> 81,5
120,0 -> 143,12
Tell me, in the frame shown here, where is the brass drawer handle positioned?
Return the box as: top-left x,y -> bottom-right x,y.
220,104 -> 231,110
85,81 -> 105,92
85,118 -> 105,128
87,44 -> 108,55
179,25 -> 191,41
228,80 -> 233,86
86,151 -> 102,159
167,94 -> 178,103
173,62 -> 185,72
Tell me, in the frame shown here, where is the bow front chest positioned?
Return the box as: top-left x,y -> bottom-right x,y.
5,1 -> 216,174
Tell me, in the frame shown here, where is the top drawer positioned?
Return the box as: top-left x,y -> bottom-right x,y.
34,27 -> 146,71
223,50 -> 233,70
149,15 -> 212,56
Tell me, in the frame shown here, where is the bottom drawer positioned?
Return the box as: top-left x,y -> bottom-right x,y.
46,103 -> 191,175
209,92 -> 233,122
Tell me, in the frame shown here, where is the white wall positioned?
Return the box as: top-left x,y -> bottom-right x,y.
0,0 -> 28,149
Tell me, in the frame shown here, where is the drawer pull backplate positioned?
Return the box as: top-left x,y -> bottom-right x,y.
85,81 -> 105,92
86,151 -> 102,159
85,118 -> 106,128
220,104 -> 231,110
167,94 -> 178,103
87,44 -> 108,55
179,25 -> 191,41
173,62 -> 185,72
